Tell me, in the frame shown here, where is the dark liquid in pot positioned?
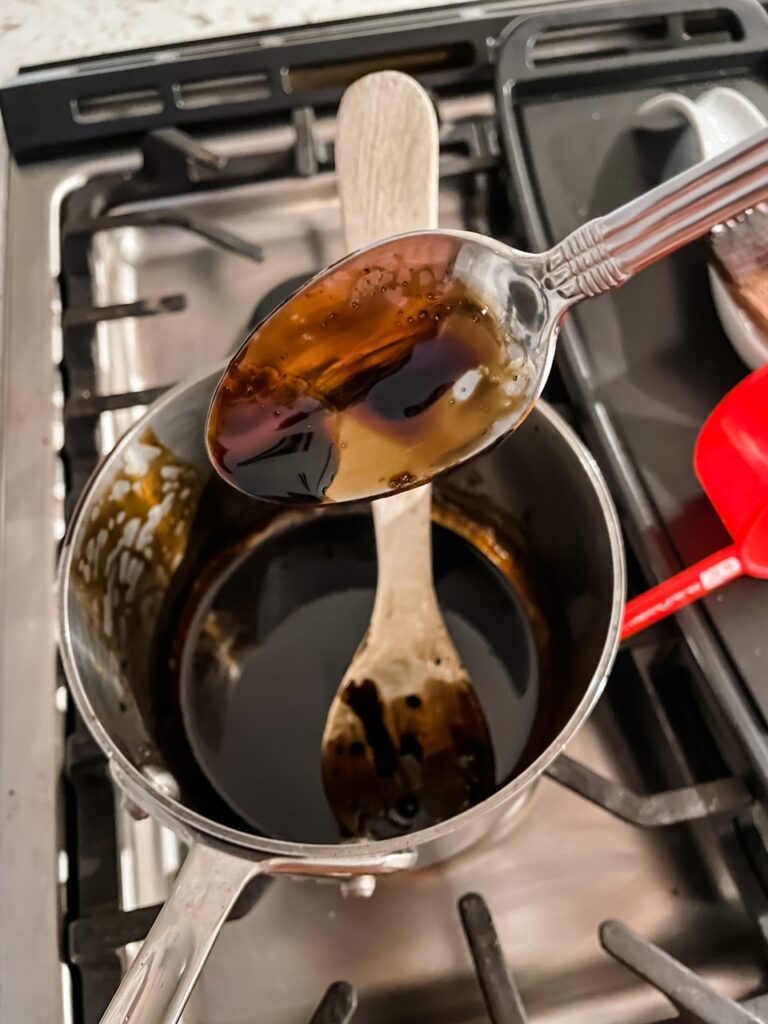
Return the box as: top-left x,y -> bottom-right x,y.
207,235 -> 529,505
174,512 -> 540,843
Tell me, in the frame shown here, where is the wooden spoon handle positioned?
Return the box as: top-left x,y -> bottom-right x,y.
336,70 -> 439,251
336,71 -> 441,628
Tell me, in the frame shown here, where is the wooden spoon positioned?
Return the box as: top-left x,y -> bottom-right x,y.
320,71 -> 495,840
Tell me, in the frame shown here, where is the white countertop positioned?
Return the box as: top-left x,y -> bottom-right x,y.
0,0 -> 439,77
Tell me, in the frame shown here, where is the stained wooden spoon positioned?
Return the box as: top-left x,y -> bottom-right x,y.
320,71 -> 495,840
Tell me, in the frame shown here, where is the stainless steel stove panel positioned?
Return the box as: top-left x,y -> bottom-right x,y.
190,714 -> 762,1024
90,174 -> 468,447
1,154 -> 76,1024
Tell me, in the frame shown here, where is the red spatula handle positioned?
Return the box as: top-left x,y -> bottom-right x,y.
621,544 -> 743,640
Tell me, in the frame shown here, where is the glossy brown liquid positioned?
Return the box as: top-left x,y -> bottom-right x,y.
172,512 -> 541,843
207,234 -> 528,504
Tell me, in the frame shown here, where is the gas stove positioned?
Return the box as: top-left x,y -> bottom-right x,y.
2,2 -> 768,1023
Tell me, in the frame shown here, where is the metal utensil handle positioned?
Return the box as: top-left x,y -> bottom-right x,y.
98,841 -> 413,1024
99,842 -> 259,1024
548,126 -> 768,301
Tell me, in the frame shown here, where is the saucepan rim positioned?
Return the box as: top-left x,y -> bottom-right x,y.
58,365 -> 625,861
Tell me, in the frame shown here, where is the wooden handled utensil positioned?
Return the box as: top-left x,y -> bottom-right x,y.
320,71 -> 495,839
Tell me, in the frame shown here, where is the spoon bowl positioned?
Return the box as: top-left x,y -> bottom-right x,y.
321,602 -> 496,839
206,231 -> 558,504
319,485 -> 497,840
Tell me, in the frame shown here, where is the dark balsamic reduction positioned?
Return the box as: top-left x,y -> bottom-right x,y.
207,234 -> 523,504
175,512 -> 540,843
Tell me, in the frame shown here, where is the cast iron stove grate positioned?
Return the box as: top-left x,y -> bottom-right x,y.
307,893 -> 768,1024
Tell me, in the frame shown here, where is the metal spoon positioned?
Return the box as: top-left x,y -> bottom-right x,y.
207,126 -> 768,505
319,71 -> 494,839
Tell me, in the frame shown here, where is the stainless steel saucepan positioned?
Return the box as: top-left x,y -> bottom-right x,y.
58,366 -> 624,1024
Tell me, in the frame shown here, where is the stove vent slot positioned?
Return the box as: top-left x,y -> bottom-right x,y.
173,72 -> 272,110
71,88 -> 164,124
284,43 -> 475,93
682,9 -> 742,41
530,10 -> 741,67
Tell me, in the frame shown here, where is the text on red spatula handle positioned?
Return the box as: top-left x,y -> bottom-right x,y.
621,544 -> 744,640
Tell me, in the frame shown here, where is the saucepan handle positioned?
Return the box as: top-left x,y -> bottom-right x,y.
98,833 -> 415,1024
100,841 -> 261,1024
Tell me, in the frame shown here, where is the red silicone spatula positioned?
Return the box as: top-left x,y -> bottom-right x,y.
622,364 -> 768,640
